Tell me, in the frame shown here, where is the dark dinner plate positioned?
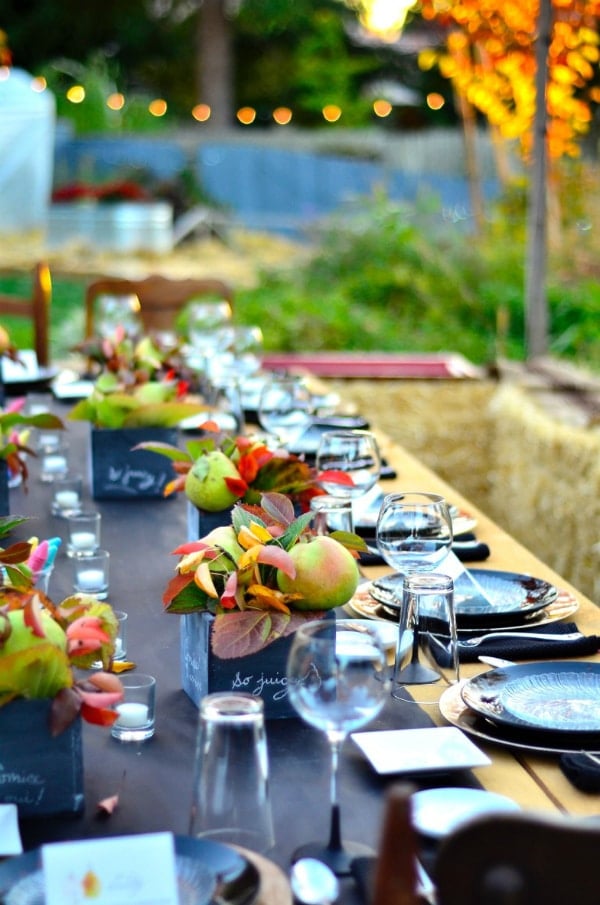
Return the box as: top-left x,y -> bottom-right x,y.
461,661 -> 600,735
370,568 -> 557,629
0,835 -> 260,905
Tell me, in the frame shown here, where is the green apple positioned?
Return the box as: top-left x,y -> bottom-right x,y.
276,535 -> 359,610
185,450 -> 243,512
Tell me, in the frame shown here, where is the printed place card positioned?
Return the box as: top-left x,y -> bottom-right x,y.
42,831 -> 178,905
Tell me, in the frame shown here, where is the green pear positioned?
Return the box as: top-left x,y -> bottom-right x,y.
2,609 -> 67,656
134,382 -> 172,405
185,450 -> 243,512
276,535 -> 359,610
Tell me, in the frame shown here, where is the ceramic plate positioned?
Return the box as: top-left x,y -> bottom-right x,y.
461,661 -> 600,734
439,682 -> 600,755
410,787 -> 520,839
0,836 -> 260,905
351,726 -> 491,775
370,569 -> 557,629
2,351 -> 57,389
352,499 -> 476,536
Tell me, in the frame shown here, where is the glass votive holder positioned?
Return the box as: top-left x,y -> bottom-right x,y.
40,438 -> 70,483
111,673 -> 156,742
32,564 -> 54,597
26,392 -> 53,416
73,549 -> 109,599
66,510 -> 101,557
112,609 -> 128,661
51,473 -> 83,517
310,495 -> 353,535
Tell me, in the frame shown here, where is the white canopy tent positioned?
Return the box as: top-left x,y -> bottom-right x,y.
0,67 -> 55,232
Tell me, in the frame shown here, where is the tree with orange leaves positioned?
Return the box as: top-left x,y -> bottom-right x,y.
417,0 -> 600,160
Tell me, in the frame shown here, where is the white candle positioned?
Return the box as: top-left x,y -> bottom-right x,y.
55,490 -> 79,508
70,531 -> 97,551
76,568 -> 105,591
44,455 -> 67,474
116,702 -> 149,727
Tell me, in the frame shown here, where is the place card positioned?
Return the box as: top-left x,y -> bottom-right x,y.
42,831 -> 178,905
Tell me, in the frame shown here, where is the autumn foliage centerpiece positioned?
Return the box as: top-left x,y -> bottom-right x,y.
138,421 -> 324,513
164,491 -> 364,659
0,519 -> 123,734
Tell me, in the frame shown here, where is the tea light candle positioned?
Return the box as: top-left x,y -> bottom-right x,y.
44,455 -> 67,474
54,490 -> 79,509
76,568 -> 105,591
70,531 -> 97,551
116,702 -> 149,728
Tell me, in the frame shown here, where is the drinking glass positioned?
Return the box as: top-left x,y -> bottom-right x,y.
375,491 -> 453,579
257,375 -> 313,449
316,430 -> 382,530
96,294 -> 141,339
286,619 -> 389,875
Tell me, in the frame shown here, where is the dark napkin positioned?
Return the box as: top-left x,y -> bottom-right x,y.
559,753 -> 600,792
457,621 -> 600,664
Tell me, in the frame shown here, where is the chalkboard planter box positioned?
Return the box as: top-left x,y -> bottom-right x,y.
180,610 -> 334,719
90,426 -> 178,500
0,699 -> 84,817
180,612 -> 296,719
186,501 -> 233,541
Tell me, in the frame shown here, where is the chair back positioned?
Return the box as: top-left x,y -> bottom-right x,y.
0,261 -> 51,366
436,810 -> 600,905
84,274 -> 234,336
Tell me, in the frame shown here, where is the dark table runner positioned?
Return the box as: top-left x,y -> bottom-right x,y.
10,408 -> 482,902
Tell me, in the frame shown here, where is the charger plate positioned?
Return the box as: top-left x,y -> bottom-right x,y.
439,682 -> 600,756
461,662 -> 600,735
346,583 -> 579,635
0,836 -> 260,905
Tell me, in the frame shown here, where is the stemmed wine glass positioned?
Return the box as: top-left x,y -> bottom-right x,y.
375,492 -> 453,578
286,619 -> 389,876
316,430 -> 382,531
257,375 -> 313,449
186,300 -> 234,389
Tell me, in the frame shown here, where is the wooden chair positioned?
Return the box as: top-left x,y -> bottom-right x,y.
84,274 -> 234,337
0,261 -> 51,366
435,810 -> 600,905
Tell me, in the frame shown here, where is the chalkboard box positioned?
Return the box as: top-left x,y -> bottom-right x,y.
180,610 -> 334,719
90,426 -> 178,500
0,699 -> 84,817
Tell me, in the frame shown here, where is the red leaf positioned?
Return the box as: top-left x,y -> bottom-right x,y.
317,469 -> 355,487
162,572 -> 194,606
224,476 -> 249,497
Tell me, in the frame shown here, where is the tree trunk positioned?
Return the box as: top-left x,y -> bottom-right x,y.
196,0 -> 234,129
524,0 -> 552,360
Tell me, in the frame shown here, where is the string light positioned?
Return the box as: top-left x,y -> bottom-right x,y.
106,92 -> 125,111
66,85 -> 85,104
237,106 -> 256,124
322,104 -> 342,122
192,103 -> 211,122
426,92 -> 445,110
148,98 -> 167,117
273,106 -> 292,125
373,98 -> 393,117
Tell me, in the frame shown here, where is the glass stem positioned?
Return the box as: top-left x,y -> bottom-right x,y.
327,736 -> 343,853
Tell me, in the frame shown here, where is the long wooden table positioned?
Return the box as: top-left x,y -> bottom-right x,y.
4,411 -> 600,902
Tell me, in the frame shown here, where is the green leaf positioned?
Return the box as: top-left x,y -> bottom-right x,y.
123,402 -> 205,428
132,441 -> 191,462
279,511 -> 314,549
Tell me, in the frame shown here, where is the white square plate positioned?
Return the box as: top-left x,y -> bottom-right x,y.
351,726 -> 491,775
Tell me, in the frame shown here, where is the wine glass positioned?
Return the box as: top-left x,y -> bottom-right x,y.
286,618 -> 389,876
186,300 -> 234,388
257,375 -> 313,448
315,430 -> 382,530
375,492 -> 453,576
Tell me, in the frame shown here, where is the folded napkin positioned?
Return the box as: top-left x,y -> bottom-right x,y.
559,753 -> 600,792
457,621 -> 600,664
